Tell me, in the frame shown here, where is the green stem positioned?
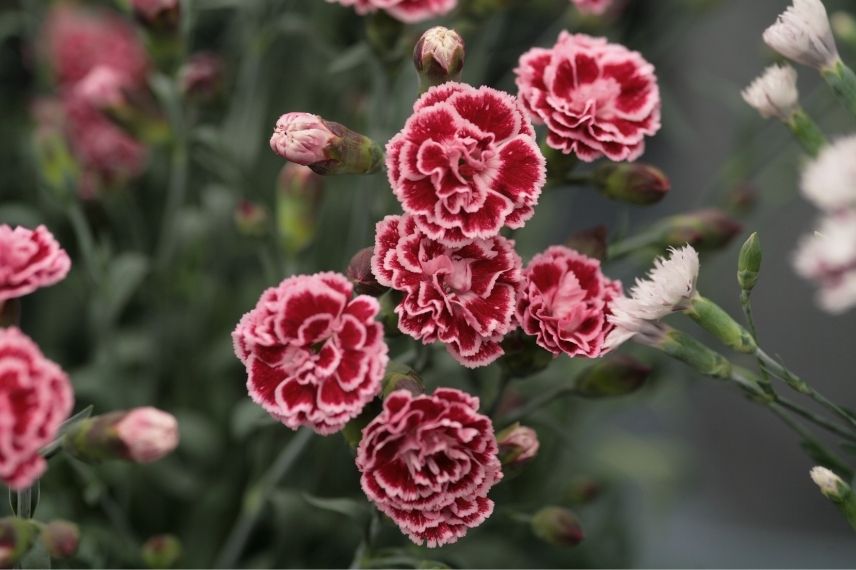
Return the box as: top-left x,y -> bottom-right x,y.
67,202 -> 101,284
349,509 -> 380,569
155,75 -> 189,271
499,383 -> 573,426
777,398 -> 856,444
215,428 -> 313,569
15,487 -> 32,520
768,404 -> 852,477
487,370 -> 513,419
606,230 -> 662,260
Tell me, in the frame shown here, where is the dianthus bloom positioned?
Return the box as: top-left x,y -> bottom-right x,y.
386,83 -> 545,246
516,246 -> 622,358
0,225 -> 71,303
763,0 -> 839,70
372,214 -> 522,368
0,328 -> 74,489
356,388 -> 502,547
571,0 -> 613,15
800,135 -> 856,212
741,64 -> 800,121
793,211 -> 856,314
516,32 -> 661,162
328,0 -> 457,23
232,272 -> 388,435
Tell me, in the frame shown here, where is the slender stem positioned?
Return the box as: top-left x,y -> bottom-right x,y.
487,370 -> 513,419
349,509 -> 380,569
768,403 -> 852,475
564,173 -> 592,186
67,202 -> 101,284
15,487 -> 32,520
155,74 -> 189,271
777,398 -> 856,444
607,231 -> 661,260
215,429 -> 313,569
499,383 -> 573,426
739,290 -> 772,387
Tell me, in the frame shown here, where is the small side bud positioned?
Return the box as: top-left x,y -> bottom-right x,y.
531,507 -> 585,547
810,466 -> 848,500
499,332 -> 554,379
234,200 -> 269,237
64,407 -> 179,464
413,27 -> 465,91
592,162 -> 670,205
179,52 -> 223,101
565,225 -> 608,261
142,534 -> 182,569
737,233 -> 762,292
0,518 -> 38,568
347,247 -> 388,297
725,182 -> 758,216
277,164 -> 324,254
496,423 -> 540,468
657,208 -> 742,251
382,362 -> 425,398
565,477 -> 603,506
573,355 -> 651,398
270,113 -> 383,175
40,520 -> 79,560
132,0 -> 181,32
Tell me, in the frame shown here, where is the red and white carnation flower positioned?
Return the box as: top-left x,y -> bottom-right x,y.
515,32 -> 661,162
516,246 -> 622,358
328,0 -> 457,23
0,328 -> 74,489
0,225 -> 71,304
233,272 -> 388,435
372,214 -> 522,368
386,83 -> 546,247
356,388 -> 503,547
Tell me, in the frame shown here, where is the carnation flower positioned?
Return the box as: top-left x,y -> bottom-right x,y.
793,211 -> 856,314
742,64 -> 800,120
571,0 -> 613,15
74,65 -> 128,109
386,83 -> 545,246
0,225 -> 71,303
372,214 -> 522,368
232,272 -> 388,435
516,246 -> 622,358
179,52 -> 223,100
763,0 -> 839,70
515,32 -> 661,162
800,135 -> 856,212
604,245 -> 699,349
328,0 -> 457,23
356,388 -> 502,547
0,328 -> 74,489
115,408 -> 180,463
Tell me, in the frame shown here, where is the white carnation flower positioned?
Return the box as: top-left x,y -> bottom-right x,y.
793,211 -> 856,314
763,0 -> 839,70
742,64 -> 800,120
801,135 -> 856,212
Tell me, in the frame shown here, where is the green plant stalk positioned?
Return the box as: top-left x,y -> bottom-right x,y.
766,403 -> 853,480
738,290 -> 773,392
777,398 -> 856,444
821,59 -> 856,119
606,230 -> 662,260
215,428 -> 313,569
499,383 -> 573,426
785,108 -> 826,157
684,294 -> 757,353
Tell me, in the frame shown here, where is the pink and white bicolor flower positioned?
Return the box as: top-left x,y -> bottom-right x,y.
0,224 -> 71,304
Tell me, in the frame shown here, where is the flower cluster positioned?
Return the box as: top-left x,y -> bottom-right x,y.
515,32 -> 661,162
0,225 -> 71,304
327,0 -> 457,23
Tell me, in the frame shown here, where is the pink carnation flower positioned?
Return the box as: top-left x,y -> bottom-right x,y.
516,246 -> 622,358
515,32 -> 661,162
372,214 -> 522,368
356,388 -> 502,547
0,225 -> 71,303
233,272 -> 388,435
115,407 -> 180,463
0,328 -> 74,489
328,0 -> 457,23
571,0 -> 614,15
386,83 -> 546,247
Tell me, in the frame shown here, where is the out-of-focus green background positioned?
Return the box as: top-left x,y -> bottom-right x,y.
1,0 -> 856,567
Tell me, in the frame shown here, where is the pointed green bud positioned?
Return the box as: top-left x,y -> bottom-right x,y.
382,362 -> 425,398
656,209 -> 742,252
499,332 -> 554,379
737,233 -> 762,292
142,535 -> 182,569
413,27 -> 465,91
572,355 -> 651,398
684,294 -> 756,353
531,507 -> 584,547
810,466 -> 856,531
234,200 -> 269,238
0,518 -> 38,568
565,477 -> 603,506
592,162 -> 670,205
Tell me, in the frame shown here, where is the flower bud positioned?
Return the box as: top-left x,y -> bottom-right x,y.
656,208 -> 742,251
179,52 -> 223,101
592,162 -> 670,205
382,362 -> 425,398
737,233 -> 762,292
64,407 -> 179,464
40,520 -> 79,560
572,355 -> 651,398
142,534 -> 182,569
531,507 -> 584,547
565,477 -> 603,506
234,200 -> 269,237
132,0 -> 181,32
347,247 -> 388,297
499,332 -> 554,379
684,294 -> 757,353
413,27 -> 465,91
811,466 -> 848,500
0,518 -> 38,568
276,163 -> 324,254
496,423 -> 539,468
725,182 -> 758,216
565,225 -> 608,261
270,113 -> 383,176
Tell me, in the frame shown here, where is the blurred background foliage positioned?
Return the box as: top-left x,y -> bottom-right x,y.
1,0 -> 856,567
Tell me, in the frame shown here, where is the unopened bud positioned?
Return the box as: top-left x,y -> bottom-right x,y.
725,182 -> 758,216
592,162 -> 670,205
347,247 -> 387,296
132,0 -> 180,32
565,477 -> 603,506
811,466 -> 848,500
531,507 -> 584,547
64,407 -> 179,464
684,294 -> 756,353
413,27 -> 465,91
382,362 -> 425,398
657,208 -> 742,251
497,423 -> 539,468
277,163 -> 324,254
270,113 -> 383,176
500,332 -> 554,379
40,520 -> 79,560
0,518 -> 38,568
234,200 -> 269,237
565,225 -> 608,261
737,233 -> 762,292
573,355 -> 651,398
142,534 -> 182,569
179,52 -> 223,101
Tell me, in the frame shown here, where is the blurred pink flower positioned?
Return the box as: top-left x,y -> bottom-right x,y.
793,210 -> 856,314
0,225 -> 71,303
73,65 -> 128,109
131,0 -> 181,29
179,52 -> 224,100
329,0 -> 457,23
386,83 -> 545,247
115,407 -> 180,463
372,214 -> 521,368
516,32 -> 661,162
0,328 -> 74,489
516,246 -> 622,358
233,272 -> 388,435
356,388 -> 502,547
571,0 -> 613,15
270,113 -> 338,166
